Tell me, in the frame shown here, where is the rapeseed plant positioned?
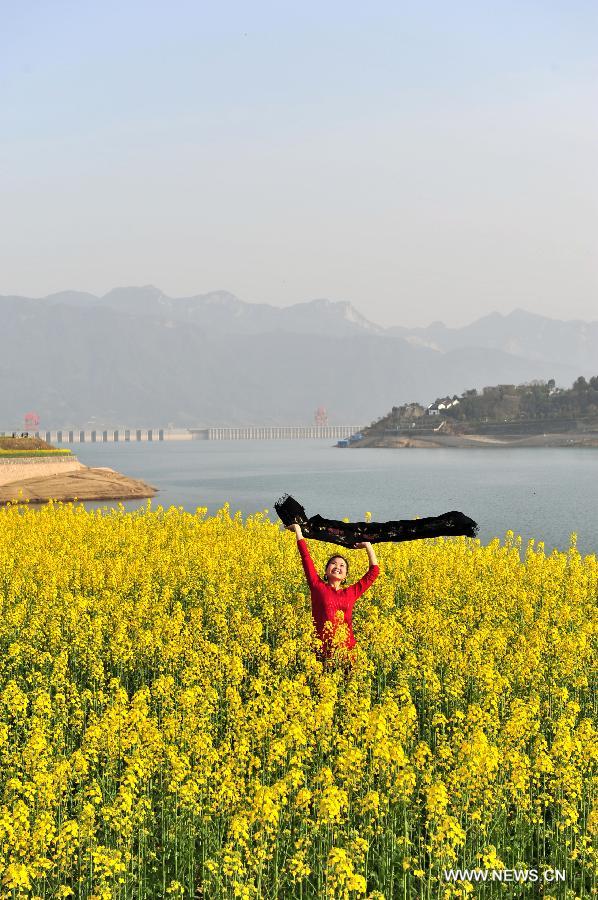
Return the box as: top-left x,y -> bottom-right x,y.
0,500 -> 595,898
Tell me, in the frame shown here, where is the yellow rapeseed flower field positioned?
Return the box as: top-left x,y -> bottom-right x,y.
0,500 -> 596,899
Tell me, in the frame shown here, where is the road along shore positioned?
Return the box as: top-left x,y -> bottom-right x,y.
0,457 -> 156,503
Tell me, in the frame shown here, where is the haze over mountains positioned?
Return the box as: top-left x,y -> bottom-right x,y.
1,287 -> 595,427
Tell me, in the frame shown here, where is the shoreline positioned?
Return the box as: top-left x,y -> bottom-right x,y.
0,460 -> 157,504
353,431 -> 598,449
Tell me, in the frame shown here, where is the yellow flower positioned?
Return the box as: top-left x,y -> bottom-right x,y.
0,500 -> 594,897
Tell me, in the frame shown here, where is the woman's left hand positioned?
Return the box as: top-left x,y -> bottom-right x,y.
353,541 -> 369,549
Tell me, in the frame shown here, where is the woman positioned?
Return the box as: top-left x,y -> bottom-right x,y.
289,523 -> 379,664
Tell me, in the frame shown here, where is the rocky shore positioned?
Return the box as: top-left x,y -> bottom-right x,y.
0,437 -> 157,504
0,459 -> 156,504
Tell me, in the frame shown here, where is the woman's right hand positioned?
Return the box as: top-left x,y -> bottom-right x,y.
288,523 -> 303,539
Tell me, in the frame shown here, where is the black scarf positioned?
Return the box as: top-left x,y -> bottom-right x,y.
274,494 -> 478,549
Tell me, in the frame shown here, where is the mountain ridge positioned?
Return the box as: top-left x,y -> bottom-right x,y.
6,285 -> 596,332
1,287 -> 594,427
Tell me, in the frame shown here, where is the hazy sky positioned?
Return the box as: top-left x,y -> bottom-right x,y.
1,0 -> 596,327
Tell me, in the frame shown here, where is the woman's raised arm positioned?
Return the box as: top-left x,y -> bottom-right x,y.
349,541 -> 380,601
354,541 -> 378,567
288,523 -> 319,588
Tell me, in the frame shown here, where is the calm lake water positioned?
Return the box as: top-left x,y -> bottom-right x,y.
69,440 -> 598,556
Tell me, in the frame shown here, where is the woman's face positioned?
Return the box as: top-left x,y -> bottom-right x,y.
326,556 -> 347,585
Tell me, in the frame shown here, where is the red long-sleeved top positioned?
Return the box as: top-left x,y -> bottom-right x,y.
297,538 -> 379,656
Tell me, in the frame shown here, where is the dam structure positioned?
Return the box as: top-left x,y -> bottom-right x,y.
25,425 -> 363,443
190,425 -> 361,440
33,429 -> 171,443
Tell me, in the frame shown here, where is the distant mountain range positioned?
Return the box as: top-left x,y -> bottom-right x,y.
388,308 -> 598,370
1,286 -> 595,427
37,286 -> 385,336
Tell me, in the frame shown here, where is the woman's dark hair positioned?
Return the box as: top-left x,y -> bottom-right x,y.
323,554 -> 350,585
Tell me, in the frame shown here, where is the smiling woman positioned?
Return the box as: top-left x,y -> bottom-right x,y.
323,552 -> 350,586
288,521 -> 379,664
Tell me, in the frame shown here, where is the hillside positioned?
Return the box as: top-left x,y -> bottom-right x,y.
357,376 -> 598,448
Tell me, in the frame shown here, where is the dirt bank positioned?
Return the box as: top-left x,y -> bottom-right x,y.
0,457 -> 84,486
0,466 -> 157,504
356,437 -> 445,448
356,432 -> 598,449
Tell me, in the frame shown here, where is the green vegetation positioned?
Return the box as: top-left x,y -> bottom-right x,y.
0,449 -> 72,458
369,376 -> 598,434
441,376 -> 598,423
0,436 -> 71,457
0,436 -> 53,451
